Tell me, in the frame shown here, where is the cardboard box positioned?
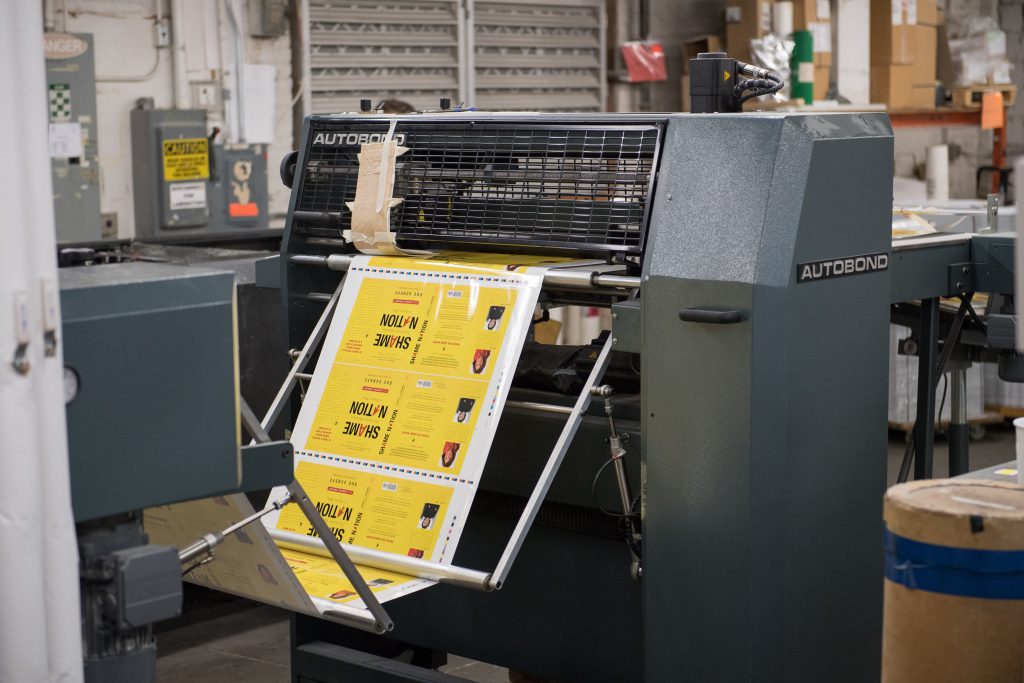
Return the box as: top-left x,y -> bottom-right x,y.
725,0 -> 771,63
873,64 -> 936,110
936,23 -> 955,86
794,0 -> 830,29
809,21 -> 833,66
871,0 -> 916,64
682,35 -> 724,74
911,25 -> 937,84
917,0 -> 939,26
814,65 -> 830,100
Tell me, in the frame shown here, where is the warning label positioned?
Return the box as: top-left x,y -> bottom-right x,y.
169,181 -> 207,210
163,138 -> 210,181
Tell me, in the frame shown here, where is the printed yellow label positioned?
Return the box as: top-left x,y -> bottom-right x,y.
162,137 -> 210,181
305,366 -> 485,475
276,461 -> 453,560
281,548 -> 420,604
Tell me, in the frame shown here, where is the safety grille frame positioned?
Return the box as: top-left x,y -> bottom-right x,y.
291,117 -> 664,255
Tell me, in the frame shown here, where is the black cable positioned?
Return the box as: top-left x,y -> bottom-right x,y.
937,373 -> 948,430
896,295 -> 974,483
734,75 -> 784,106
591,457 -> 632,518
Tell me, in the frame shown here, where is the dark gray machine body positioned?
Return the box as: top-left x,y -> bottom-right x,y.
280,112 -> 893,681
61,262 -> 241,522
641,114 -> 892,680
62,258 -> 296,683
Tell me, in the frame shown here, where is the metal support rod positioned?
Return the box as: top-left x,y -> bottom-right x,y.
284,479 -> 393,633
489,333 -> 615,589
948,367 -> 970,476
240,397 -> 393,633
605,396 -> 634,520
505,400 -> 573,416
290,254 -> 642,291
178,494 -> 291,567
254,280 -> 343,443
269,529 -> 492,591
914,298 -> 940,480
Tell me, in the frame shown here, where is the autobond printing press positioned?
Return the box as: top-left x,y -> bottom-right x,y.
67,111 -> 1021,682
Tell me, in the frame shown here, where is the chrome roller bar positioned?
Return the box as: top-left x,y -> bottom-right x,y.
289,254 -> 641,291
269,529 -> 493,591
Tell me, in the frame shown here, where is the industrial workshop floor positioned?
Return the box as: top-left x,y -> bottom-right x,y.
156,425 -> 1018,683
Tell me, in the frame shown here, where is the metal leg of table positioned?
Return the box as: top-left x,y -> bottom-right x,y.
948,367 -> 970,476
914,298 -> 940,480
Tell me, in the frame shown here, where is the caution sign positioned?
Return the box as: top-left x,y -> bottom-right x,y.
162,138 -> 210,181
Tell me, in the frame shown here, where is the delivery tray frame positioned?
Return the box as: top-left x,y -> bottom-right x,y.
259,269 -> 615,597
240,395 -> 394,634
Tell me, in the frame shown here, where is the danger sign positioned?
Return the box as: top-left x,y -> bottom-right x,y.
163,138 -> 210,181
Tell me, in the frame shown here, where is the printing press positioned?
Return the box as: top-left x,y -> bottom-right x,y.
60,109 -> 1022,681
273,111 -> 898,682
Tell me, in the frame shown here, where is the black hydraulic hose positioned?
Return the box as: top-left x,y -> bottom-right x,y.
734,75 -> 784,106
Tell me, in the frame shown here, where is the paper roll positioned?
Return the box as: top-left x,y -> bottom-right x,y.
925,144 -> 950,202
773,1 -> 794,37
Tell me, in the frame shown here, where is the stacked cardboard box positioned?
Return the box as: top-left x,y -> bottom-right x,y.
724,0 -> 772,64
888,325 -> 986,425
870,0 -> 940,109
725,0 -> 834,100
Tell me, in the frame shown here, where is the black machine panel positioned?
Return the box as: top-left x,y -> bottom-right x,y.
292,117 -> 664,254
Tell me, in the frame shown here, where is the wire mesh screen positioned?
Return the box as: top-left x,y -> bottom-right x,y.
293,119 -> 662,254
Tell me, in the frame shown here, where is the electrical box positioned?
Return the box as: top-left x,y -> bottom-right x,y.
45,32 -> 102,243
131,103 -> 269,239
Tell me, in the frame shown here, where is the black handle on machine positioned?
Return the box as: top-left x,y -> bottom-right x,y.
678,307 -> 744,324
280,150 -> 299,189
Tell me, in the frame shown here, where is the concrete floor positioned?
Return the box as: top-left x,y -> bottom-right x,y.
156,425 -> 1018,683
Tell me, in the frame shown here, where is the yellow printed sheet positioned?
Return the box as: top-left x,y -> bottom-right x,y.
262,252 -> 564,609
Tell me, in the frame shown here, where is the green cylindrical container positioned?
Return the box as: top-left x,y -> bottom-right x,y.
790,29 -> 814,104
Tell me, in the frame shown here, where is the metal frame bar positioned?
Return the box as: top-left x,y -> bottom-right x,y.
291,253 -> 642,291
258,285 -> 615,594
240,397 -> 393,634
490,332 -> 614,588
267,334 -> 614,592
251,280 -> 343,444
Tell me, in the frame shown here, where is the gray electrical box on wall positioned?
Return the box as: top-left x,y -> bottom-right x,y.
45,32 -> 102,243
131,102 -> 269,239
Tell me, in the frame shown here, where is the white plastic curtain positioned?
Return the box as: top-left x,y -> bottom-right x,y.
0,5 -> 85,683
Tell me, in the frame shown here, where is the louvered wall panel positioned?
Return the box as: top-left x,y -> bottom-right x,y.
306,0 -> 606,114
308,0 -> 463,113
470,0 -> 605,112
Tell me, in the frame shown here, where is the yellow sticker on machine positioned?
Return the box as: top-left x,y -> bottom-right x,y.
162,137 -> 209,181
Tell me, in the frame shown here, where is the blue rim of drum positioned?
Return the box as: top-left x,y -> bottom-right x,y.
884,524 -> 1024,600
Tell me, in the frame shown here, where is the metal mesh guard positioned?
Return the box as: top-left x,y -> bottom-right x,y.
294,120 -> 662,254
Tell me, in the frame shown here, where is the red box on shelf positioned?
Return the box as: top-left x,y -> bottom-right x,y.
621,41 -> 667,82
